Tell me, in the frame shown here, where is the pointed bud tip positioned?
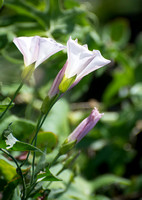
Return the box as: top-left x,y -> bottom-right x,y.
92,107 -> 104,119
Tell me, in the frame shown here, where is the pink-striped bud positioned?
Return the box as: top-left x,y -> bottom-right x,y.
68,107 -> 103,143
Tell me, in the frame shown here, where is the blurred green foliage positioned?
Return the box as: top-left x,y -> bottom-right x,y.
0,0 -> 142,199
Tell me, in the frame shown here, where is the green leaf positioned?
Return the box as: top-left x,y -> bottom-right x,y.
0,97 -> 14,113
36,131 -> 57,152
11,118 -> 36,140
91,174 -> 130,191
0,133 -> 44,152
37,168 -> 61,182
11,140 -> 43,152
0,155 -> 16,180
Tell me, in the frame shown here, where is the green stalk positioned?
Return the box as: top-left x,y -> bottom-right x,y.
0,148 -> 26,200
20,113 -> 45,168
48,152 -> 60,168
31,113 -> 45,184
30,109 -> 53,184
0,82 -> 23,120
23,93 -> 61,197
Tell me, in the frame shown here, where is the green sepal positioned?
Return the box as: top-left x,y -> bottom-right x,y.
41,96 -> 52,114
59,139 -> 77,155
41,94 -> 59,114
59,74 -> 77,93
21,64 -> 35,81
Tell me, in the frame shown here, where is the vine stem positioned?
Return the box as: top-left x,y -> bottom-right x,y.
31,92 -> 62,183
48,152 -> 60,168
0,148 -> 26,200
23,93 -> 62,199
0,82 -> 23,120
30,110 -> 53,183
31,112 -> 45,184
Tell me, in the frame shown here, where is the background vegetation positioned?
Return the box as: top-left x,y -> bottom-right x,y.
0,0 -> 142,199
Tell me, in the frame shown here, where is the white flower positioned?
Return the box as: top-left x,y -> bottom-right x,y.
48,37 -> 110,97
65,37 -> 110,80
13,36 -> 66,68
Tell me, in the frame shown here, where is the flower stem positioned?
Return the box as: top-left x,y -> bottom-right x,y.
48,152 -> 60,168
30,109 -> 52,183
30,98 -> 59,184
31,113 -> 45,184
23,93 -> 61,195
0,82 -> 23,120
20,113 -> 45,168
0,148 -> 26,199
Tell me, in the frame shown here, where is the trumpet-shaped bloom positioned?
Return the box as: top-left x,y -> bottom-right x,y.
65,37 -> 110,80
48,37 -> 110,97
13,36 -> 66,68
68,107 -> 103,143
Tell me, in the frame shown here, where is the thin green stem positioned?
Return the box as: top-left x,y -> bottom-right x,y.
25,182 -> 37,199
31,112 -> 45,184
30,101 -> 58,184
20,113 -> 45,168
0,148 -> 26,200
0,82 -> 23,120
48,152 -> 60,168
22,93 -> 61,196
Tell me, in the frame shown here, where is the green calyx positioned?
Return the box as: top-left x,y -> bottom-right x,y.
41,94 -> 59,114
21,64 -> 35,81
59,139 -> 77,155
59,74 -> 77,93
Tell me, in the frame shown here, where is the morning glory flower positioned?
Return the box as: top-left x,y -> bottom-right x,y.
13,36 -> 66,68
64,37 -> 110,80
68,107 -> 103,143
48,37 -> 110,97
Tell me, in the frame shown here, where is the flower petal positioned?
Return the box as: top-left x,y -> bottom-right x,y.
13,36 -> 40,67
13,36 -> 66,68
65,37 -> 94,78
77,50 -> 111,79
35,38 -> 66,68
